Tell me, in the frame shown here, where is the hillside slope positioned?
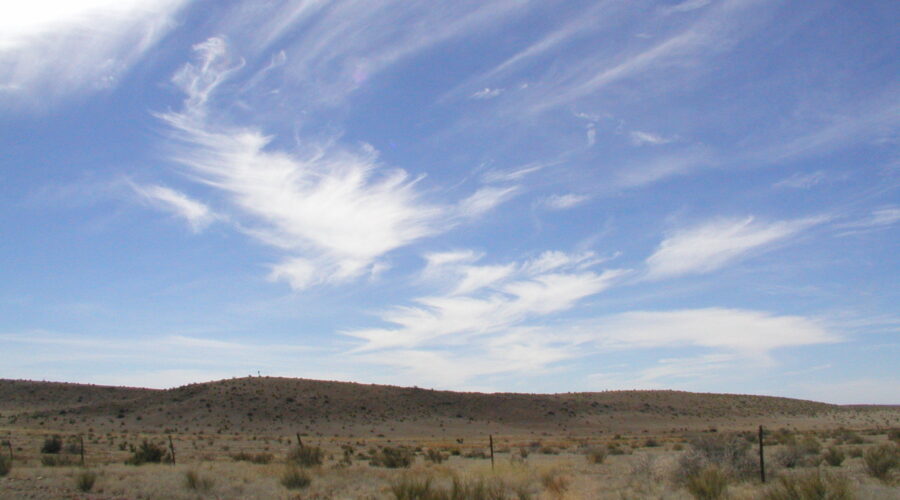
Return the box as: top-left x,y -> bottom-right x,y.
1,377 -> 891,437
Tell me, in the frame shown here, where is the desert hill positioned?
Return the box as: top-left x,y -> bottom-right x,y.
1,377 -> 894,438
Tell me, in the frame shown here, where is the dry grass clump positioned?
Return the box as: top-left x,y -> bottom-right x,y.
372,446 -> 414,468
762,469 -> 854,500
389,473 -> 520,500
425,448 -> 448,464
684,465 -> 729,500
822,446 -> 845,467
676,433 -> 756,484
585,446 -> 607,464
280,465 -> 312,490
42,454 -> 78,466
0,454 -> 11,477
231,451 -> 273,464
185,469 -> 215,491
75,470 -> 98,492
287,445 -> 323,467
863,443 -> 899,482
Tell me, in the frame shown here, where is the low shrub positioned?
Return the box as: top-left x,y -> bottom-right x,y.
287,445 -> 323,467
762,469 -> 854,500
372,446 -> 414,468
684,465 -> 729,500
863,443 -> 899,482
231,451 -> 273,464
390,475 -> 435,500
675,434 -> 756,483
41,436 -> 63,454
75,470 -> 97,493
585,446 -> 607,464
822,446 -> 845,467
425,448 -> 447,464
185,470 -> 215,491
125,439 -> 168,465
0,455 -> 10,477
280,466 -> 312,490
41,455 -> 77,466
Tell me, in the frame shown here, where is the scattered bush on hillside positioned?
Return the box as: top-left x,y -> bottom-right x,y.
0,454 -> 10,477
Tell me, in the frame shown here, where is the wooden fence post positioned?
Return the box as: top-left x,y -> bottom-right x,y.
489,434 -> 495,471
758,425 -> 766,483
80,435 -> 85,466
168,435 -> 176,465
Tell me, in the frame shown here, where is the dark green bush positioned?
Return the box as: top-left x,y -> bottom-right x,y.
125,439 -> 168,465
822,446 -> 845,467
41,435 -> 62,454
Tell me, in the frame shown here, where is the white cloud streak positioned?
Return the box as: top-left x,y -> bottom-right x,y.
0,0 -> 188,107
132,183 -> 215,232
346,250 -> 627,352
155,37 -> 519,290
542,193 -> 590,210
644,216 -> 822,280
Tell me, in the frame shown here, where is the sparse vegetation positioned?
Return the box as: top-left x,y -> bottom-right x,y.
762,469 -> 854,500
287,445 -> 324,467
684,465 -> 729,500
41,435 -> 63,454
75,470 -> 97,492
823,446 -> 845,466
126,439 -> 168,465
585,445 -> 607,464
863,443 -> 899,482
0,378 -> 898,498
372,446 -> 414,468
0,454 -> 10,477
280,466 -> 312,489
185,469 -> 215,491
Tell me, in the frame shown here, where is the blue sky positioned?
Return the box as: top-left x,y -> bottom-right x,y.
1,0 -> 897,403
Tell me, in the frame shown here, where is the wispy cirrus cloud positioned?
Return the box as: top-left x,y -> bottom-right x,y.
630,130 -> 675,146
346,250 -> 627,352
542,193 -> 590,210
0,0 -> 188,108
155,37 -> 519,290
132,183 -> 216,232
644,216 -> 824,280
